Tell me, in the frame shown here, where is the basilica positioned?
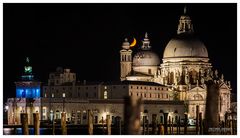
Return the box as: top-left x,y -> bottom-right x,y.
120,8 -> 231,120
5,8 -> 232,125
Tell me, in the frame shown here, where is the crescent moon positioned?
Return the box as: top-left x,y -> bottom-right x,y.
130,38 -> 137,47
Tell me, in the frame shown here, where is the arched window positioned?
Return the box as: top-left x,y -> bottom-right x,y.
193,94 -> 203,100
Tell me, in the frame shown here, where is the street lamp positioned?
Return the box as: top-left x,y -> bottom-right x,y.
62,93 -> 65,112
5,105 -> 9,112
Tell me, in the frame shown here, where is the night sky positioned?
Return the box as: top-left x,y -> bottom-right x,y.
3,3 -> 237,102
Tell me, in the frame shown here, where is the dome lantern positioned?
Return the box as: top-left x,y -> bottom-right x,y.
177,6 -> 194,35
141,32 -> 151,50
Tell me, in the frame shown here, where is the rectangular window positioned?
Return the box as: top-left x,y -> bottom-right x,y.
104,91 -> 107,99
148,69 -> 152,74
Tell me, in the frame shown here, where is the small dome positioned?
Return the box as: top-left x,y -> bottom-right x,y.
133,50 -> 160,66
163,34 -> 208,58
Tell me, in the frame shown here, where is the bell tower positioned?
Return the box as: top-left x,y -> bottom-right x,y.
120,38 -> 132,81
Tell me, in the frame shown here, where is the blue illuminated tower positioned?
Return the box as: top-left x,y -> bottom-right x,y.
15,57 -> 41,98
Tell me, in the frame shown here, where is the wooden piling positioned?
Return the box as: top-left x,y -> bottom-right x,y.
33,113 -> 40,135
230,119 -> 233,135
171,117 -> 174,134
119,117 -> 122,135
146,119 -> 149,135
102,116 -> 104,134
204,80 -> 220,134
88,110 -> 93,135
52,117 -> 55,135
61,112 -> 67,135
152,114 -> 157,134
168,116 -> 171,134
184,113 -> 188,134
158,124 -> 164,135
124,96 -> 142,135
199,112 -> 202,135
21,113 -> 29,135
178,116 -> 180,134
106,115 -> 111,135
196,105 -> 199,134
142,116 -> 146,135
163,113 -> 168,135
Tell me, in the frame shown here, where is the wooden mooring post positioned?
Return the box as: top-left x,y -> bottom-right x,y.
184,113 -> 188,134
163,113 -> 168,135
124,96 -> 142,135
199,112 -> 203,135
146,119 -> 149,134
102,116 -> 104,134
152,114 -> 157,134
52,114 -> 55,135
196,105 -> 199,134
142,116 -> 146,135
88,110 -> 93,135
33,113 -> 40,135
106,115 -> 111,135
158,123 -> 164,135
204,80 -> 220,134
21,113 -> 29,135
61,112 -> 67,135
118,117 -> 122,135
168,116 -> 171,134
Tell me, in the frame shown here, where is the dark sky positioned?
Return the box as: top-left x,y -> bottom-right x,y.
3,3 -> 237,102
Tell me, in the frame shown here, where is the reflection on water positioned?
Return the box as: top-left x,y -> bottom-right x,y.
3,128 -> 50,135
3,127 -> 108,135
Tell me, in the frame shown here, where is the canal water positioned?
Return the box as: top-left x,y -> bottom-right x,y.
3,127 -> 119,135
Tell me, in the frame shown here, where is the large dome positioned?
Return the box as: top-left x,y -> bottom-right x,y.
133,50 -> 160,66
163,34 -> 208,58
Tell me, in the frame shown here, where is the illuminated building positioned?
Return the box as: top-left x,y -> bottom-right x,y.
121,8 -> 231,120
5,7 -> 232,125
40,67 -> 184,124
6,57 -> 41,124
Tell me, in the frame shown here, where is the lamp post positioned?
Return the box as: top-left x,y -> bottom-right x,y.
62,93 -> 65,112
